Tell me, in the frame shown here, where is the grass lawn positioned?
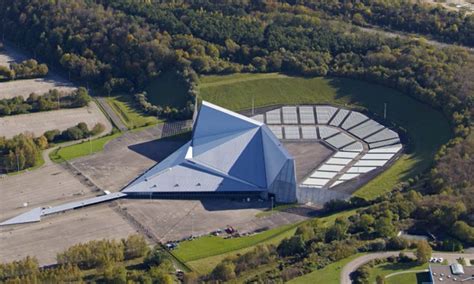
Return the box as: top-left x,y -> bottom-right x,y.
185,225 -> 298,274
106,94 -> 161,129
145,71 -> 189,108
199,73 -> 452,200
49,132 -> 122,162
386,271 -> 431,284
173,222 -> 301,264
288,253 -> 365,284
368,261 -> 429,284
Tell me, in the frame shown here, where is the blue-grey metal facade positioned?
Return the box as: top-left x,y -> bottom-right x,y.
122,101 -> 297,202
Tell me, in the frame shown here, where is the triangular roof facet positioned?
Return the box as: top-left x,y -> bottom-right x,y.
193,101 -> 261,139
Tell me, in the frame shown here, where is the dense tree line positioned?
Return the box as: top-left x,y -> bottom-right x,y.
0,87 -> 91,116
2,0 -> 472,129
0,235 -> 178,284
0,122 -> 105,173
288,0 -> 474,47
0,59 -> 48,81
0,134 -> 41,173
0,256 -> 82,284
98,0 -> 472,132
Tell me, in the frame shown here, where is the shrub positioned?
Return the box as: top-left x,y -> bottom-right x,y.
452,221 -> 474,244
144,247 -> 168,267
123,234 -> 149,260
62,126 -> 85,141
211,262 -> 236,281
277,235 -> 306,257
387,237 -> 410,250
415,240 -> 432,264
91,123 -> 106,136
43,129 -> 60,142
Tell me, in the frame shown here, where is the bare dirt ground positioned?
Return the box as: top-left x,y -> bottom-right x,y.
0,44 -> 77,99
0,163 -> 98,221
70,124 -> 187,192
0,204 -> 137,265
0,101 -> 112,138
0,77 -> 77,100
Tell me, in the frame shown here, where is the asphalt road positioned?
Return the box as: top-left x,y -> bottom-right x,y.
96,96 -> 128,132
341,251 -> 474,284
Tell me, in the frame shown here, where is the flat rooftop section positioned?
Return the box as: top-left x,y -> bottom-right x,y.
430,265 -> 474,283
283,141 -> 334,181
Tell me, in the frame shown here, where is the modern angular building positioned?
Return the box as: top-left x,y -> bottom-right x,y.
122,101 -> 297,203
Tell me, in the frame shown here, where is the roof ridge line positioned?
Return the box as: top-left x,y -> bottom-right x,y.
202,101 -> 263,126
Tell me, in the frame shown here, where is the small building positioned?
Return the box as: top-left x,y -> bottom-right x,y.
429,264 -> 474,283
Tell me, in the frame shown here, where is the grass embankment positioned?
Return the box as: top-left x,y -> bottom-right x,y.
145,71 -> 189,109
199,73 -> 452,200
106,95 -> 161,129
174,223 -> 300,263
288,253 -> 365,284
176,208 -> 360,274
49,132 -> 122,162
184,225 -> 298,274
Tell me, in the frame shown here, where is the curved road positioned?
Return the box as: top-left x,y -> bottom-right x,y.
341,251 -> 474,284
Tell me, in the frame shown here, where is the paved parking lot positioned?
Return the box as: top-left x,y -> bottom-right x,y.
70,124 -> 188,192
0,204 -> 136,265
0,164 -> 97,221
115,198 -> 310,243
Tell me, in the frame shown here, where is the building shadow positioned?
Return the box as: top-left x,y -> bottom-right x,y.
128,139 -> 188,162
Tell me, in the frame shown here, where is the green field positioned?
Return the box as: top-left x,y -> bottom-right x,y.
185,225 -> 298,274
173,222 -> 300,264
288,253 -> 365,284
368,261 -> 430,284
106,95 -> 160,129
49,132 -> 122,162
145,71 -> 189,108
199,73 -> 452,199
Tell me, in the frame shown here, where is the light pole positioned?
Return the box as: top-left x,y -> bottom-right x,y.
89,136 -> 92,155
252,95 -> 255,116
16,151 -> 19,172
383,103 -> 387,120
191,213 -> 194,237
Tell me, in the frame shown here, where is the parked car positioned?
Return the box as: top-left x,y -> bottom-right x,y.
165,242 -> 178,250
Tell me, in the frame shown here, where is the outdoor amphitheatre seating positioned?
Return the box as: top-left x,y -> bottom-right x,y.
252,105 -> 403,190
